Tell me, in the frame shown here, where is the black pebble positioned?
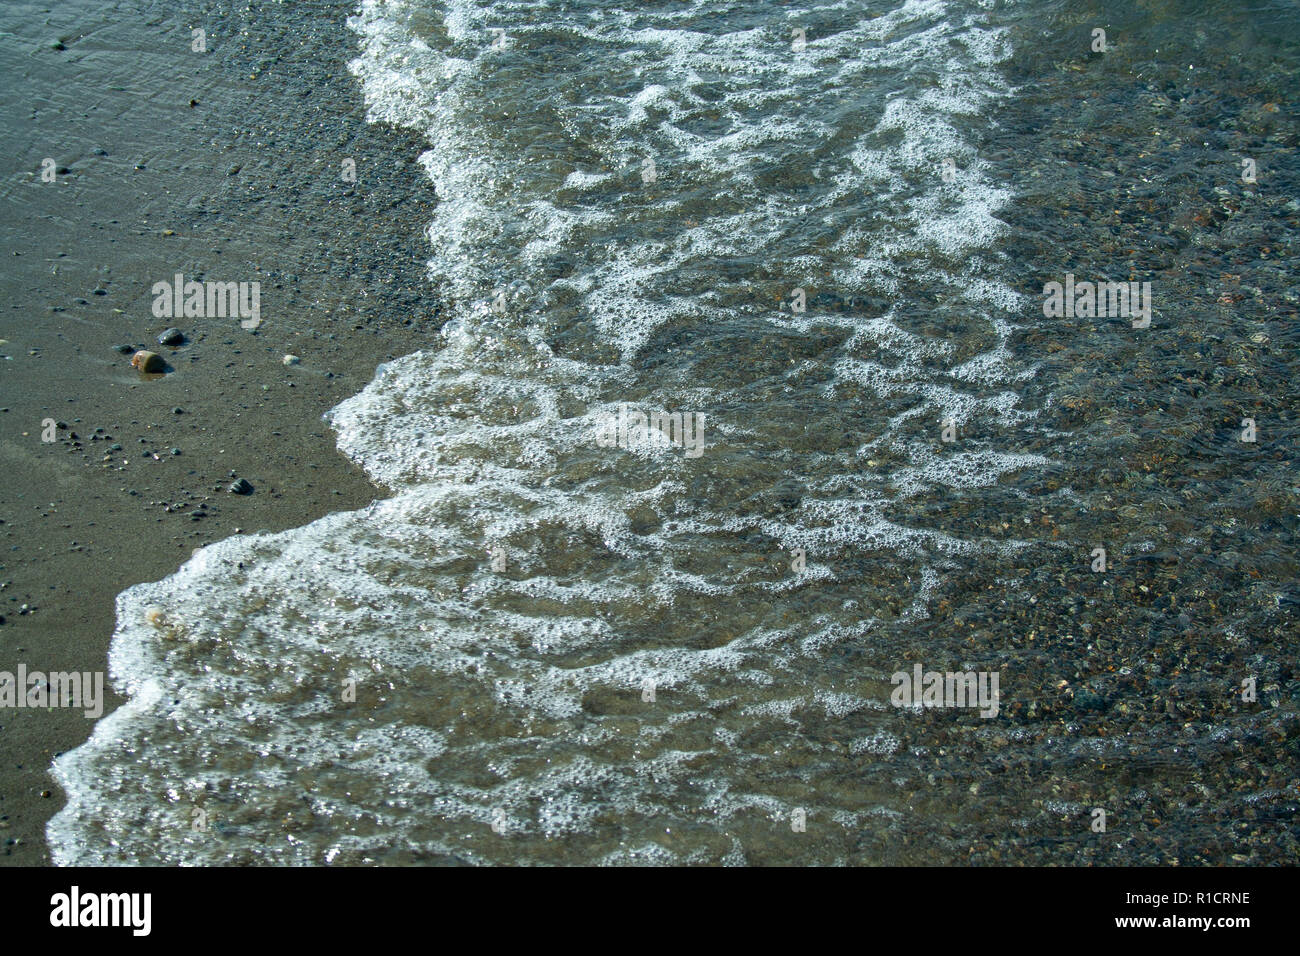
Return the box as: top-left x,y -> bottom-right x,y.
158,328 -> 184,346
228,478 -> 253,495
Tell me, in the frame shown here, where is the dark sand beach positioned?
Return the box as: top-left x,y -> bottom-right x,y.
0,0 -> 437,863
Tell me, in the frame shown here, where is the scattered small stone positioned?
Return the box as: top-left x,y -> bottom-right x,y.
130,350 -> 164,373
92,288 -> 107,296
158,328 -> 184,346
228,478 -> 253,495
115,344 -> 134,354
170,447 -> 181,456
283,354 -> 301,366
172,406 -> 184,415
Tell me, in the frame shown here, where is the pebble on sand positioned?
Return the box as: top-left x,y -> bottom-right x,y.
283,354 -> 301,366
158,328 -> 184,346
130,350 -> 165,373
228,478 -> 254,495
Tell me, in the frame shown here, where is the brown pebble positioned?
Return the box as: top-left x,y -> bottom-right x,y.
130,350 -> 164,373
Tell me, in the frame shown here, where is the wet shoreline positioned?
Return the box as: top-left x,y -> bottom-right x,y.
2,0 -> 1297,865
0,0 -> 439,864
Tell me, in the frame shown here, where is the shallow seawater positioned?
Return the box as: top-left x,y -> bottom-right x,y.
49,0 -> 1300,865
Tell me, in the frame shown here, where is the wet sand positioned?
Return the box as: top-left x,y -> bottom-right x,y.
0,0 -> 437,864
